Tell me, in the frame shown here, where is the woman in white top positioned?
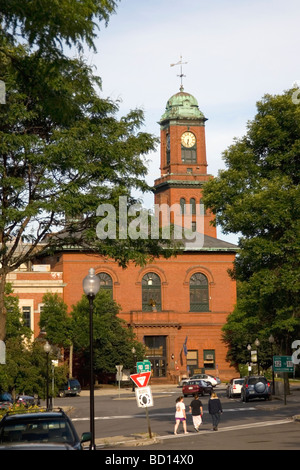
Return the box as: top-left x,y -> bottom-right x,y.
174,396 -> 188,434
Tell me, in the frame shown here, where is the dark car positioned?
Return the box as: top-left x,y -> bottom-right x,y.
59,379 -> 81,398
0,409 -> 91,450
16,395 -> 36,407
0,393 -> 13,410
182,379 -> 213,397
241,376 -> 271,402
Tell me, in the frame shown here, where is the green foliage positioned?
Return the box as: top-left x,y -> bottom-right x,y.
71,290 -> 145,373
4,283 -> 32,341
0,0 -> 119,54
0,4 -> 176,340
0,288 -> 68,398
39,293 -> 71,347
202,89 -> 300,364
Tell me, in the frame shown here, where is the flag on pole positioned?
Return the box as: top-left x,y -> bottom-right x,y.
183,336 -> 188,356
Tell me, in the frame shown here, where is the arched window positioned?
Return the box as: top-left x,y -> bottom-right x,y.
190,198 -> 196,215
180,198 -> 186,215
189,273 -> 209,312
200,198 -> 205,215
142,272 -> 161,312
97,272 -> 113,296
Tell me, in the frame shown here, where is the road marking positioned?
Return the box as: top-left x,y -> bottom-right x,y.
159,418 -> 292,440
72,408 -> 256,422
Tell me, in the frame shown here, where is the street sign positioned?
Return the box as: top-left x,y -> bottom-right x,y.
273,355 -> 294,373
116,365 -> 123,382
135,386 -> 153,408
130,371 -> 151,388
137,360 -> 151,373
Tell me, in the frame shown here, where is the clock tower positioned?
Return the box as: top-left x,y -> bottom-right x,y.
154,88 -> 216,238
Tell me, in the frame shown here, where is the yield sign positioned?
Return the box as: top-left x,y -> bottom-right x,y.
130,371 -> 151,388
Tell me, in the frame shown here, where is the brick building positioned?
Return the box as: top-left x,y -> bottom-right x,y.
10,88 -> 237,382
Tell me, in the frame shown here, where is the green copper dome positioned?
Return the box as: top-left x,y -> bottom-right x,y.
160,90 -> 207,124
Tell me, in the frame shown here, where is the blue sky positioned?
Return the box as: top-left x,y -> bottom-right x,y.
86,0 -> 300,243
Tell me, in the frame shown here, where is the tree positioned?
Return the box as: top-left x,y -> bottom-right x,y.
202,89 -> 300,364
71,289 -> 145,377
39,293 -> 71,348
0,3 -> 176,340
0,0 -> 119,55
0,285 -> 67,397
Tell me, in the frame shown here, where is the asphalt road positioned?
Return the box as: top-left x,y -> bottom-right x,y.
51,385 -> 300,451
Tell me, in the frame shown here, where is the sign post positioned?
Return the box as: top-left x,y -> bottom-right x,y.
116,365 -> 123,398
273,356 -> 293,404
134,386 -> 154,439
130,361 -> 153,439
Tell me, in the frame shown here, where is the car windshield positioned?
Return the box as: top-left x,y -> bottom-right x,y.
0,417 -> 76,445
69,380 -> 80,387
234,379 -> 244,385
248,377 -> 267,385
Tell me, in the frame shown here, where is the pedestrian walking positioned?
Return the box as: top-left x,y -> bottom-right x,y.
189,394 -> 203,432
174,396 -> 188,435
208,391 -> 223,431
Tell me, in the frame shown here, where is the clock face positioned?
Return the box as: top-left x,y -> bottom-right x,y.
181,131 -> 196,148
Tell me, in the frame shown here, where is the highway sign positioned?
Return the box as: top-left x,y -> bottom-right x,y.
273,355 -> 294,373
130,371 -> 151,388
137,360 -> 151,373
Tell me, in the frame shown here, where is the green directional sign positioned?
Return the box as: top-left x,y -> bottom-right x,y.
273,355 -> 294,373
137,360 -> 151,374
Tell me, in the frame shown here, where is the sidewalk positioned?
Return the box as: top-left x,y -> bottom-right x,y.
80,383 -> 180,397
80,383 -> 300,449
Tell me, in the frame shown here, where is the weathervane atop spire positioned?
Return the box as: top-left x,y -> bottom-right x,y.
170,55 -> 188,91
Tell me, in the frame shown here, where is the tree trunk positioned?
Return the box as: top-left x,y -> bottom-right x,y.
0,273 -> 7,341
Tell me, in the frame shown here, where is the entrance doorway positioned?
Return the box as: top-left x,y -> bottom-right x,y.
144,336 -> 167,378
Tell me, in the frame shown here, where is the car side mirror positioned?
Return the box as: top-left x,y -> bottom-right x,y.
81,432 -> 91,443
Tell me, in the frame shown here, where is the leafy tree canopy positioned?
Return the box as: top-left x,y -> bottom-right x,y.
203,89 -> 300,362
0,0 -> 119,54
71,290 -> 145,374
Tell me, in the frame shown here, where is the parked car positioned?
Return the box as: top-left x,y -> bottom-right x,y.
16,395 -> 36,407
189,374 -> 219,387
182,379 -> 213,397
0,392 -> 13,410
226,378 -> 245,398
59,379 -> 81,398
241,376 -> 271,402
0,409 -> 91,450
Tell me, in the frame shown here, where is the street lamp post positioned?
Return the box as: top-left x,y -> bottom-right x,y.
82,268 -> 100,451
269,334 -> 275,394
255,338 -> 260,375
247,344 -> 251,376
44,341 -> 51,410
131,347 -> 137,392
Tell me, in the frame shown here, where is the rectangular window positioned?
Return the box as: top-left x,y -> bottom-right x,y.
22,306 -> 31,329
181,147 -> 197,163
203,350 -> 215,369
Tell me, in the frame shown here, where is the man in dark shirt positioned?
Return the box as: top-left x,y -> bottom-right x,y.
189,394 -> 203,432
